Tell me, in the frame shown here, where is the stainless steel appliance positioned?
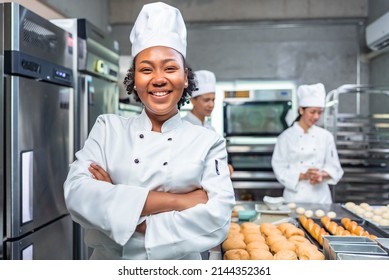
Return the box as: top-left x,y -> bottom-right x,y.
223,88 -> 294,200
51,18 -> 120,259
0,3 -> 74,259
324,85 -> 389,204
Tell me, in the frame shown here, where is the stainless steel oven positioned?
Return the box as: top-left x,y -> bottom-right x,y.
223,88 -> 295,201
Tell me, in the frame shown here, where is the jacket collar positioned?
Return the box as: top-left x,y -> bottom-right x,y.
138,109 -> 182,133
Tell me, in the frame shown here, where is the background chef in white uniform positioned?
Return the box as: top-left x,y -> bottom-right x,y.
271,83 -> 344,204
64,2 -> 235,260
183,70 -> 234,175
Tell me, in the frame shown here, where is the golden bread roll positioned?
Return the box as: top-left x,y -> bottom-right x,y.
266,234 -> 287,246
244,233 -> 265,244
274,249 -> 298,260
277,223 -> 295,234
226,231 -> 244,240
246,241 -> 270,252
249,249 -> 274,260
223,249 -> 250,260
288,235 -> 311,246
341,217 -> 351,228
241,227 -> 260,235
222,238 -> 246,251
259,223 -> 278,235
284,226 -> 305,238
297,247 -> 325,260
240,222 -> 259,231
295,243 -> 318,256
229,222 -> 241,231
270,240 -> 296,254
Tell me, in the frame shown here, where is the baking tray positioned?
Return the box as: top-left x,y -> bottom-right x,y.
337,253 -> 389,260
328,243 -> 388,260
341,204 -> 389,230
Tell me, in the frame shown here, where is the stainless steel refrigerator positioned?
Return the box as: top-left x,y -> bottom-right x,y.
0,3 -> 74,259
51,18 -> 120,260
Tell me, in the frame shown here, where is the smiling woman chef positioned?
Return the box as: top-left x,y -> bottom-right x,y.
63,2 -> 235,260
271,83 -> 344,204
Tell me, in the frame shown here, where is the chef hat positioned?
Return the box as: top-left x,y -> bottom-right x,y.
297,83 -> 326,108
130,2 -> 187,57
192,70 -> 216,98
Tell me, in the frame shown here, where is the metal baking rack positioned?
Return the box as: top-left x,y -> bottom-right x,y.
324,84 -> 389,204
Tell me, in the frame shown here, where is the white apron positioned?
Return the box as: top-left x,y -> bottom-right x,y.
271,122 -> 344,204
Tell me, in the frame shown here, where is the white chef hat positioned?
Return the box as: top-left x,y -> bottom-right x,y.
192,70 -> 216,98
130,2 -> 187,58
297,83 -> 326,107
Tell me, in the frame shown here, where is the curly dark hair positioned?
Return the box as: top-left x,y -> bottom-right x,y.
123,55 -> 197,109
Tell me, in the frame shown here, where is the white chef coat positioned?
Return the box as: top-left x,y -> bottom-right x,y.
271,122 -> 344,204
182,111 -> 215,131
64,109 -> 235,260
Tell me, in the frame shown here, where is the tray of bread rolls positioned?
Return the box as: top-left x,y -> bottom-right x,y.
222,219 -> 325,260
342,202 -> 389,230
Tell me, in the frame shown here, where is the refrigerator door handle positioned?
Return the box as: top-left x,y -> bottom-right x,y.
21,150 -> 34,224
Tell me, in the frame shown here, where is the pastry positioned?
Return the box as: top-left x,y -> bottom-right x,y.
274,249 -> 298,260
246,241 -> 269,252
296,207 -> 305,215
266,234 -> 287,246
222,238 -> 246,251
223,249 -> 250,260
297,246 -> 325,260
304,210 -> 313,218
270,240 -> 296,254
327,211 -> 337,219
284,226 -> 305,238
315,209 -> 325,218
244,233 -> 265,244
249,249 -> 274,260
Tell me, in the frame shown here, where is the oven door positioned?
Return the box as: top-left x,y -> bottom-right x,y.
223,100 -> 292,137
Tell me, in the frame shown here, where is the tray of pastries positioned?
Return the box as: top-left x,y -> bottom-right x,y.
221,220 -> 325,260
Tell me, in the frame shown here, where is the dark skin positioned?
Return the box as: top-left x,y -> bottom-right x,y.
88,46 -> 209,234
89,163 -> 208,233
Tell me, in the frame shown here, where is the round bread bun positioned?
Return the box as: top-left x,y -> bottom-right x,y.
284,227 -> 305,238
297,247 -> 325,260
379,219 -> 389,226
296,207 -> 305,215
270,240 -> 296,254
246,241 -> 269,252
229,222 -> 241,231
360,202 -> 370,210
354,206 -> 365,215
222,238 -> 246,251
364,211 -> 374,219
266,234 -> 287,246
372,215 -> 383,223
345,201 -> 356,209
244,233 -> 265,244
296,243 -> 318,255
327,211 -> 337,219
277,222 -> 295,234
274,249 -> 298,260
304,210 -> 313,218
287,202 -> 297,209
240,222 -> 259,231
288,235 -> 311,246
226,231 -> 244,240
223,249 -> 249,260
249,249 -> 274,260
260,223 -> 280,236
382,212 -> 389,219
315,209 -> 325,218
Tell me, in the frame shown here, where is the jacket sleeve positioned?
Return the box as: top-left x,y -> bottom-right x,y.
144,136 -> 236,259
271,134 -> 300,192
322,133 -> 344,185
63,116 -> 149,246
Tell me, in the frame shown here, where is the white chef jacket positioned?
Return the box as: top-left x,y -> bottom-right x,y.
182,111 -> 215,131
271,122 -> 344,204
64,109 -> 235,260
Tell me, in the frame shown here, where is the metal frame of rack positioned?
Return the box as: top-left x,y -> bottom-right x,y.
324,84 -> 389,204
